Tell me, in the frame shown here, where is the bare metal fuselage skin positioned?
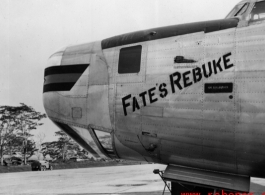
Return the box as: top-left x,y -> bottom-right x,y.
43,0 -> 265,184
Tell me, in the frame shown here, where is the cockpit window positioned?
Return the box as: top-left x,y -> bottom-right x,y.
226,3 -> 249,18
249,1 -> 265,24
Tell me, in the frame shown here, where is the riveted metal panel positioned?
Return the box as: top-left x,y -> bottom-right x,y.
58,96 -> 88,125
86,85 -> 112,129
61,42 -> 94,65
140,106 -> 163,117
233,20 -> 265,177
115,113 -> 141,134
114,134 -> 145,161
72,107 -> 82,118
98,14 -> 265,178
43,92 -> 60,119
89,54 -> 108,85
146,32 -> 204,75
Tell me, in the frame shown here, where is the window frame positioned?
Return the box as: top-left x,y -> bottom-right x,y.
226,3 -> 249,19
118,45 -> 143,74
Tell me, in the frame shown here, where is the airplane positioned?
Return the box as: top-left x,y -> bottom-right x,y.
43,0 -> 265,194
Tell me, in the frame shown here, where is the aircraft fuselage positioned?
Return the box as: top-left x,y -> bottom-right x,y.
43,0 -> 265,191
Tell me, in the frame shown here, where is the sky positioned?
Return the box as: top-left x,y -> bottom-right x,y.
0,0 -> 241,142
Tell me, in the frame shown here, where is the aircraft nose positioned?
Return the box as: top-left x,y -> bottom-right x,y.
43,43 -> 119,160
43,45 -> 90,123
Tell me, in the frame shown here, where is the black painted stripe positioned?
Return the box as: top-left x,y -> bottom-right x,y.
44,74 -> 81,85
53,122 -> 100,158
45,64 -> 89,76
43,83 -> 76,93
101,18 -> 238,49
43,64 -> 89,93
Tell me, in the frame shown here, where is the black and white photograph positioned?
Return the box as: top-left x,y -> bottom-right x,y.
1,0 -> 265,194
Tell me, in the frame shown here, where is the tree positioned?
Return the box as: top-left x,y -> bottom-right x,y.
0,103 -> 46,165
35,132 -> 46,160
41,141 -> 60,159
5,134 -> 22,155
55,130 -> 80,160
42,130 -> 81,161
36,132 -> 45,151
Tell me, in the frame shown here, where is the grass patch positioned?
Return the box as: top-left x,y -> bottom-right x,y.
0,165 -> 31,173
52,160 -> 144,170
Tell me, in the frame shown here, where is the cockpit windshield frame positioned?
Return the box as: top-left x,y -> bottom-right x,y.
225,3 -> 250,19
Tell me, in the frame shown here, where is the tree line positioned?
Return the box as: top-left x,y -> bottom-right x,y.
0,103 -> 46,165
0,103 -> 87,165
41,130 -> 88,161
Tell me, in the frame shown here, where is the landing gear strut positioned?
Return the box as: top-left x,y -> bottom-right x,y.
153,169 -> 171,194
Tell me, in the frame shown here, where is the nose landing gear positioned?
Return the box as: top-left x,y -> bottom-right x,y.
154,169 -> 171,195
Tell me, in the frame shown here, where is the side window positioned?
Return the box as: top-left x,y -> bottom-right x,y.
249,1 -> 265,23
118,45 -> 142,74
